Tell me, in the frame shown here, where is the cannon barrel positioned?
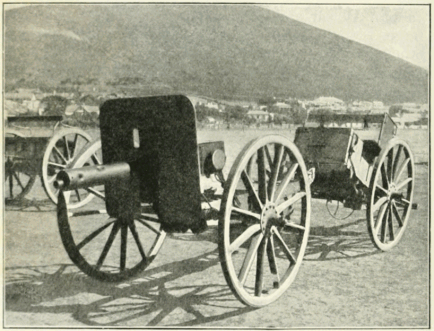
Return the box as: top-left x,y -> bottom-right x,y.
54,162 -> 131,191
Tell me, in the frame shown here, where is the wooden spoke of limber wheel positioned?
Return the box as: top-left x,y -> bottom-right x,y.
64,139 -> 104,209
4,158 -> 37,202
57,190 -> 166,282
219,135 -> 311,307
41,128 -> 92,205
367,138 -> 414,251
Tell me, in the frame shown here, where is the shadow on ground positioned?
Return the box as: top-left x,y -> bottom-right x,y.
5,249 -> 254,327
5,198 -> 55,212
304,218 -> 379,261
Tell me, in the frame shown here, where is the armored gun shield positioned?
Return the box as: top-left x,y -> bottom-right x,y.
99,95 -> 204,233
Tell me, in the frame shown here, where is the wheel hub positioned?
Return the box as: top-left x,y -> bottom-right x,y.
387,183 -> 402,201
260,203 -> 281,234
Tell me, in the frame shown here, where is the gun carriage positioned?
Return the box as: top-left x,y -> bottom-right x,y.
5,115 -> 92,206
53,95 -> 415,307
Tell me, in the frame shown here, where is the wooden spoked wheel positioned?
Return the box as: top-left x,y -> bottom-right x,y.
4,131 -> 37,202
4,132 -> 37,202
57,140 -> 166,282
41,128 -> 91,205
219,135 -> 311,307
367,138 -> 414,251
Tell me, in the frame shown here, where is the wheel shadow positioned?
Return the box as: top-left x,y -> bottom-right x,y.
4,198 -> 55,212
304,218 -> 380,261
5,250 -> 254,327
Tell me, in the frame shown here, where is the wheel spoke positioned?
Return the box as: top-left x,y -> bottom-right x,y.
380,205 -> 390,243
386,148 -> 393,183
257,148 -> 268,203
96,221 -> 120,270
268,144 -> 284,202
241,170 -> 263,210
380,162 -> 389,189
53,146 -> 69,164
48,175 -> 57,184
391,201 -> 404,227
9,172 -> 14,197
137,218 -> 161,235
12,172 -> 25,190
273,228 -> 296,264
120,223 -> 128,271
64,135 -> 71,160
74,189 -> 82,202
255,236 -> 268,297
283,221 -> 305,232
394,177 -> 413,191
374,203 -> 388,233
391,145 -> 402,180
231,207 -> 261,221
85,187 -> 106,200
71,134 -> 79,159
139,213 -> 159,221
395,158 -> 410,183
238,232 -> 263,285
129,222 -> 147,260
91,153 -> 102,165
267,236 -> 280,288
375,184 -> 388,195
276,192 -> 306,214
274,163 -> 299,203
264,145 -> 274,169
76,220 -> 115,250
400,198 -> 411,205
387,207 -> 395,241
373,196 -> 388,212
229,224 -> 261,253
48,161 -> 66,168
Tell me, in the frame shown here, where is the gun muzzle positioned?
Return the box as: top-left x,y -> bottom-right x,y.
54,162 -> 131,191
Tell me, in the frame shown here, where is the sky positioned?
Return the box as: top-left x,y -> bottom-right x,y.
264,4 -> 429,70
4,3 -> 430,70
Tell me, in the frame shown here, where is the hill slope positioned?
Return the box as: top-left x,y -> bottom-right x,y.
5,4 -> 428,103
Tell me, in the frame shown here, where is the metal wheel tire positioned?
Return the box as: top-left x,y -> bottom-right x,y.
367,138 -> 415,251
219,135 -> 311,307
4,131 -> 37,202
41,128 -> 92,204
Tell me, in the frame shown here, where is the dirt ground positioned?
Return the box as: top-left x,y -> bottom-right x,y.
3,128 -> 429,327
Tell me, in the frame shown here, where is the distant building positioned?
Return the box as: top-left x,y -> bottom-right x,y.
372,101 -> 384,109
247,110 -> 272,122
274,102 -> 291,112
351,100 -> 373,112
308,96 -> 346,112
206,101 -> 219,110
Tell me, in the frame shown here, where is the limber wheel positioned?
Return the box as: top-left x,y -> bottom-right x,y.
4,132 -> 37,202
57,140 -> 166,282
41,128 -> 91,204
367,138 -> 415,251
219,135 -> 311,307
5,158 -> 37,202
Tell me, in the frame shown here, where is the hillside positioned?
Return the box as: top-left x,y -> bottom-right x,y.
4,4 -> 428,103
